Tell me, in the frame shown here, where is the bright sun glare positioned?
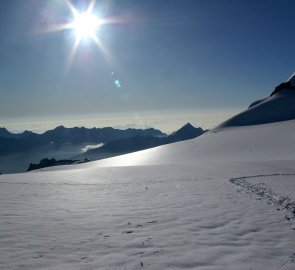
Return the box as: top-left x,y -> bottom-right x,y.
71,13 -> 103,40
45,0 -> 115,72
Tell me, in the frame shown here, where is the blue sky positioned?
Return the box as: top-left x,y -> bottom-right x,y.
0,0 -> 295,132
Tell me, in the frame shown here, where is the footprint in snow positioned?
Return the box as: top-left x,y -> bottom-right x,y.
123,230 -> 133,234
146,220 -> 158,224
130,251 -> 144,257
32,255 -> 44,259
153,250 -> 165,255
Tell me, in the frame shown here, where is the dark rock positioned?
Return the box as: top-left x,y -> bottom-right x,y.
270,81 -> 295,97
27,158 -> 88,172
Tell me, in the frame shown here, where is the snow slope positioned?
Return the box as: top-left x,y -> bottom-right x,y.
62,118 -> 295,168
2,81 -> 295,269
217,89 -> 295,127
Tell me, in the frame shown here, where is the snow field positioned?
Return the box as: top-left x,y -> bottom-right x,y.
1,164 -> 295,269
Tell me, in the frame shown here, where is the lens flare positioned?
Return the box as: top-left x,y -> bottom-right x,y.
114,80 -> 121,88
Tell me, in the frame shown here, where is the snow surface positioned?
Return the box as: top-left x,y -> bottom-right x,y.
2,89 -> 295,269
2,161 -> 295,270
56,118 -> 295,168
216,90 -> 295,127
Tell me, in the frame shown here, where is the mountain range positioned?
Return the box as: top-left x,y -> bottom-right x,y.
0,125 -> 165,155
0,123 -> 205,173
74,123 -> 205,161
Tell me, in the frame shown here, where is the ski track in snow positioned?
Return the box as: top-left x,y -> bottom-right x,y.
230,173 -> 295,269
230,174 -> 295,220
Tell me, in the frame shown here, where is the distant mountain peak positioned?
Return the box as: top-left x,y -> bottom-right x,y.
21,130 -> 35,137
168,123 -> 204,142
0,127 -> 9,132
55,125 -> 66,130
182,123 -> 194,129
22,130 -> 32,134
0,127 -> 12,137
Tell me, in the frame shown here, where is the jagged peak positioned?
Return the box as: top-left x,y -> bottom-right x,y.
182,123 -> 194,129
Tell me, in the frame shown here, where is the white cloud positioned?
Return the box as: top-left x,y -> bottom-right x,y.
81,143 -> 104,153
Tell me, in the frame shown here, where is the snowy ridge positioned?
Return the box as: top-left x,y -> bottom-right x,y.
61,118 -> 295,168
216,72 -> 295,128
216,90 -> 295,128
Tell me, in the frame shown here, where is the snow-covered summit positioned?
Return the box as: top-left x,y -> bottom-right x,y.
216,72 -> 295,128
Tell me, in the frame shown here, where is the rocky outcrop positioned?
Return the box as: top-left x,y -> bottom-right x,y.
27,158 -> 90,172
270,73 -> 295,97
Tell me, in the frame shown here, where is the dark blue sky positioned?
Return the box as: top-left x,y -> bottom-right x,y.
0,0 -> 295,131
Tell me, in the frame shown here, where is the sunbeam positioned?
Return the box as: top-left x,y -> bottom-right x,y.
64,36 -> 81,74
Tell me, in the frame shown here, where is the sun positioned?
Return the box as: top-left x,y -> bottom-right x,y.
71,12 -> 103,40
65,0 -> 104,43
43,0 -> 117,72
